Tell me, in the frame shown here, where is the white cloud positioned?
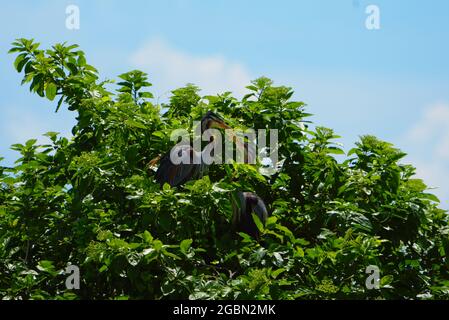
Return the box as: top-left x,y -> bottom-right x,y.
405,157 -> 449,210
129,38 -> 252,99
3,112 -> 47,145
1,105 -> 74,149
407,103 -> 449,149
403,103 -> 449,209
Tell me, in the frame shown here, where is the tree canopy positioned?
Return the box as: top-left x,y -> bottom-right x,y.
0,39 -> 448,299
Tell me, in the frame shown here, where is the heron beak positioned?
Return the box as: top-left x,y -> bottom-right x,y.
211,119 -> 231,130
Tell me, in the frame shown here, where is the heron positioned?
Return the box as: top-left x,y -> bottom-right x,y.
232,191 -> 269,240
150,112 -> 267,240
150,111 -> 247,187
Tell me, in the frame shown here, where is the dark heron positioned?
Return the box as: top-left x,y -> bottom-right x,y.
232,191 -> 269,240
150,111 -> 239,187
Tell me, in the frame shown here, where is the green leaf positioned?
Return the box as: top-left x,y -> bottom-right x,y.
37,260 -> 56,274
271,268 -> 286,278
161,248 -> 182,260
43,131 -> 59,142
419,193 -> 440,203
295,247 -> 305,258
380,275 -> 394,287
125,119 -> 147,130
276,224 -> 294,241
265,216 -> 278,227
55,96 -> 64,112
66,62 -> 78,74
152,131 -> 166,138
14,53 -> 28,72
99,265 -> 108,273
252,213 -> 264,233
78,54 -> 86,66
8,47 -> 22,54
139,92 -> 154,99
347,148 -> 357,156
324,147 -> 345,155
45,82 -> 57,101
25,139 -> 37,147
180,239 -> 193,254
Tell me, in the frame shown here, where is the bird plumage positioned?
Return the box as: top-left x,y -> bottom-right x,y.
232,191 -> 269,240
152,111 -> 228,187
154,144 -> 206,187
150,112 -> 269,241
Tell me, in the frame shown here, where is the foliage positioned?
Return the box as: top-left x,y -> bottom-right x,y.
1,39 -> 448,300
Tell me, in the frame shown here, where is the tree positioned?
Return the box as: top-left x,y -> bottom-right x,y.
0,39 -> 448,299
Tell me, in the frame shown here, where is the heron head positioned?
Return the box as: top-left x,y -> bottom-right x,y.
201,111 -> 254,163
202,111 -> 231,131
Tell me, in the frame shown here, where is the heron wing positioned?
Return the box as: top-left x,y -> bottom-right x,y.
155,145 -> 200,187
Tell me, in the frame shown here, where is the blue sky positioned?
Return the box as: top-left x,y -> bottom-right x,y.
1,0 -> 448,208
